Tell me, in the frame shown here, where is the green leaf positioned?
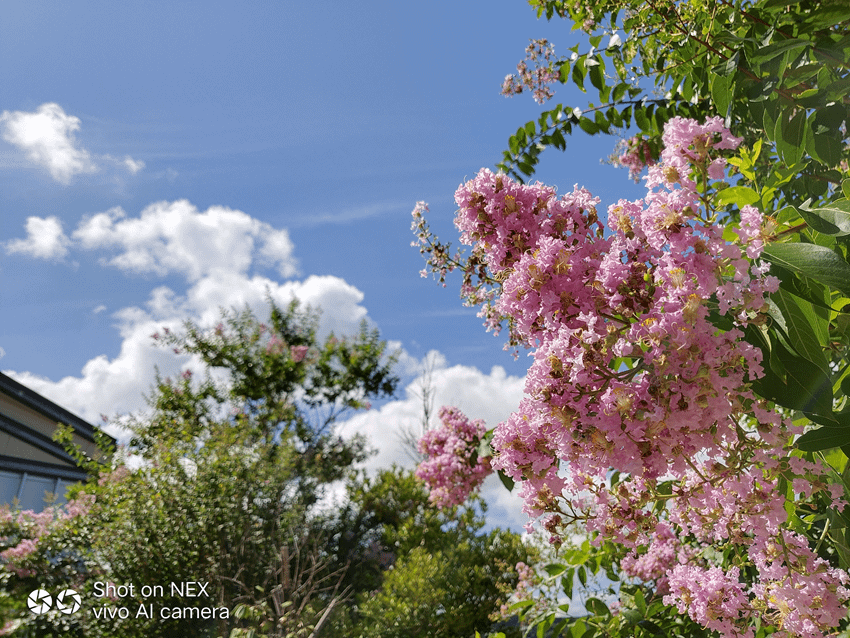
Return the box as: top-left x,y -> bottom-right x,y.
550,619 -> 568,638
633,587 -> 647,614
747,326 -> 833,416
572,58 -> 586,92
589,64 -> 605,93
715,186 -> 760,208
517,161 -> 534,176
763,243 -> 850,297
755,39 -> 810,63
634,107 -> 650,132
578,565 -> 587,586
843,179 -> 850,199
570,619 -> 586,638
776,108 -> 808,166
799,200 -> 850,237
621,609 -> 642,624
637,620 -> 666,636
612,82 -> 628,102
578,116 -> 599,135
497,469 -> 515,491
509,599 -> 536,612
552,129 -> 567,150
544,562 -> 568,577
772,288 -> 830,373
585,598 -> 610,616
594,110 -> 610,133
710,73 -> 733,119
812,134 -> 843,167
563,569 -> 575,599
797,426 -> 850,452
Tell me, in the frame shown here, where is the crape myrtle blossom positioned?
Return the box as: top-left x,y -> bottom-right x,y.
501,39 -> 561,104
0,494 -> 95,577
611,134 -> 656,182
415,406 -> 491,508
413,116 -> 850,635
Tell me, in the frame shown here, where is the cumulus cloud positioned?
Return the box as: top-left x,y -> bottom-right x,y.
3,196 -> 365,436
73,200 -> 297,280
5,272 -> 369,433
0,103 -> 143,184
5,216 -> 71,260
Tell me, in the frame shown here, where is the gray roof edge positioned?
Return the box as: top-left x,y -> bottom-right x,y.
0,371 -> 115,446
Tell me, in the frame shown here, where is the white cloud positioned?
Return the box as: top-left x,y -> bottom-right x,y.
3,271 -> 369,431
2,195 -> 368,439
73,200 -> 297,281
124,157 -> 145,174
293,201 -> 408,227
0,103 -> 97,184
5,216 -> 71,260
0,103 -> 144,184
102,154 -> 146,175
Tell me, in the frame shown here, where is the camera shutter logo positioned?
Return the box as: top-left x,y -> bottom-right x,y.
27,589 -> 52,615
56,589 -> 81,614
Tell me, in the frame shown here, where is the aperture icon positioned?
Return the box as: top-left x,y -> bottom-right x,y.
56,589 -> 82,614
27,589 -> 52,615
27,588 -> 82,615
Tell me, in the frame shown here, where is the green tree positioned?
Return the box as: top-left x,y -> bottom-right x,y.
1,299 -> 399,638
323,467 -> 532,638
500,0 -> 849,211
414,0 -> 850,635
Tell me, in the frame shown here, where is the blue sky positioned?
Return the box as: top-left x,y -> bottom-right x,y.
1,1 -> 645,528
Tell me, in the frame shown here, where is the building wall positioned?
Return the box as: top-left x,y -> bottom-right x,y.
0,372 -> 112,512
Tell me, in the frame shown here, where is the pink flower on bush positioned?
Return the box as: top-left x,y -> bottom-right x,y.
0,495 -> 96,579
0,539 -> 38,577
664,565 -> 752,638
621,523 -> 690,584
290,345 -> 309,362
613,135 -> 655,181
416,406 -> 492,508
266,333 -> 285,355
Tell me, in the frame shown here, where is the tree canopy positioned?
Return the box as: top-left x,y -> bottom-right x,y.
413,0 -> 850,635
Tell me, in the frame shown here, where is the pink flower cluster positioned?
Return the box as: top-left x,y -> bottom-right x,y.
0,494 -> 94,578
621,522 -> 690,589
265,333 -> 309,363
414,116 -> 849,635
612,135 -> 656,181
665,565 -> 752,637
416,406 -> 492,508
501,39 -> 561,104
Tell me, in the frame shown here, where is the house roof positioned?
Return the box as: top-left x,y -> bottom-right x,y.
0,372 -> 100,443
0,371 -> 114,485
